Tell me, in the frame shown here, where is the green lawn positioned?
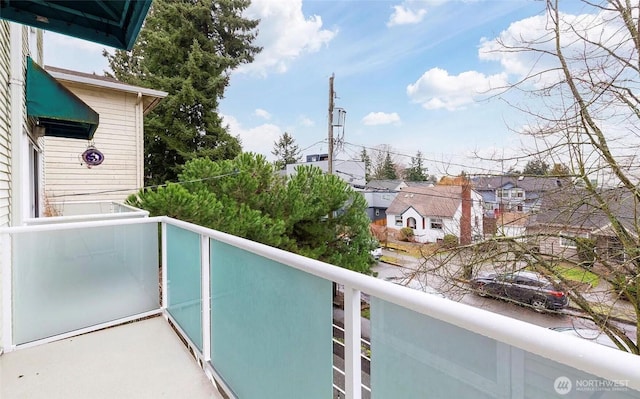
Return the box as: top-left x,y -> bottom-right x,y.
553,264 -> 600,289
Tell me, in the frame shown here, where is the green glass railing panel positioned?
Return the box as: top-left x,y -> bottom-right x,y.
210,241 -> 333,399
370,298 -> 640,399
13,223 -> 159,344
166,224 -> 202,351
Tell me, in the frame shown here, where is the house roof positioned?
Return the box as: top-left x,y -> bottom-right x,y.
386,186 -> 463,218
365,180 -> 405,191
528,186 -> 638,235
472,175 -> 569,192
497,212 -> 529,227
45,66 -> 167,115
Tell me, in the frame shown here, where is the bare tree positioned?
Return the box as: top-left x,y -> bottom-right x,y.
413,1 -> 640,354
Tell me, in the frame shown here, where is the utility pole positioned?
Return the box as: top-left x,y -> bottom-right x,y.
328,73 -> 334,175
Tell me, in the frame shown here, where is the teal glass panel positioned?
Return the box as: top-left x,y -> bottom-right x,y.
370,298 -> 640,399
13,223 -> 159,344
210,241 -> 333,398
166,224 -> 202,350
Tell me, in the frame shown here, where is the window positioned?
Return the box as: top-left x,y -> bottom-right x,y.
560,233 -> 577,248
430,218 -> 443,230
407,217 -> 417,229
515,189 -> 524,198
395,216 -> 402,226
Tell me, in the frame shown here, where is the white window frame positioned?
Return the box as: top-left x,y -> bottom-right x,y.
395,215 -> 402,226
430,218 -> 443,230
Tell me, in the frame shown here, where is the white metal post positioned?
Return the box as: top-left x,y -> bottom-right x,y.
201,235 -> 211,362
344,285 -> 362,399
161,222 -> 167,310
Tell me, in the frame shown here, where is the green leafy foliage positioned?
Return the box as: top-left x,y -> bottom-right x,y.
127,153 -> 375,273
399,227 -> 414,241
574,237 -> 597,269
381,152 -> 397,179
106,0 -> 261,185
442,234 -> 459,249
405,151 -> 428,181
272,132 -> 302,170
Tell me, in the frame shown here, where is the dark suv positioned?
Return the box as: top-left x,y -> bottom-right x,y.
470,271 -> 568,312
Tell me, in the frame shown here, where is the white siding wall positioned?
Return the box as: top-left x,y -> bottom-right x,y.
471,190 -> 484,239
386,207 -> 460,244
44,83 -> 142,206
0,20 -> 10,353
0,22 -> 11,227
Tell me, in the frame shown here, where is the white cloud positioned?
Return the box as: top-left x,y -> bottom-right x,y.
478,10 -> 632,88
387,4 -> 427,27
406,67 -> 508,111
362,112 -> 401,126
221,114 -> 281,160
254,108 -> 271,120
298,116 -> 314,127
237,0 -> 337,76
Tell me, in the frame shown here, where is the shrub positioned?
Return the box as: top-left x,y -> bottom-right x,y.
442,234 -> 459,249
575,237 -> 596,268
399,227 -> 414,241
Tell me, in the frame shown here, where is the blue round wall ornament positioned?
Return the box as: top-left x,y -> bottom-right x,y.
82,145 -> 104,167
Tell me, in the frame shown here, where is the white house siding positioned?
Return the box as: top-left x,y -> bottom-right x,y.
470,190 -> 484,240
44,84 -> 141,205
386,207 -> 460,243
0,21 -> 11,227
0,20 -> 10,353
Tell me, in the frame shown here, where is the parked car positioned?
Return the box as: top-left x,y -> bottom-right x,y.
371,246 -> 382,260
550,327 -> 634,351
470,271 -> 568,312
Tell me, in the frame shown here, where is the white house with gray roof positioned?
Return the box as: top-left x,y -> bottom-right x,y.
385,185 -> 484,243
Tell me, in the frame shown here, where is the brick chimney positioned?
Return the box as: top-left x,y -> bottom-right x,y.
460,180 -> 472,245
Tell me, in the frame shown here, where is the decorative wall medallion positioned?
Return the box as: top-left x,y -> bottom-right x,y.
81,145 -> 104,168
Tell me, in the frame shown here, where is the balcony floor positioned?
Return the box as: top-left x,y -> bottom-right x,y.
0,316 -> 224,399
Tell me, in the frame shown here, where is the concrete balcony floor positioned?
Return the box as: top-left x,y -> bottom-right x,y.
0,316 -> 223,399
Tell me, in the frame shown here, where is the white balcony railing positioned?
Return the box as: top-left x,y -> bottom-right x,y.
2,217 -> 640,398
23,201 -> 149,225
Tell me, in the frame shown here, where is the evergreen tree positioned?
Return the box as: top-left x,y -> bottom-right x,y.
549,163 -> 571,176
105,0 -> 261,185
272,132 -> 302,170
360,148 -> 372,182
405,151 -> 428,181
127,153 -> 375,274
522,159 -> 549,176
381,152 -> 397,180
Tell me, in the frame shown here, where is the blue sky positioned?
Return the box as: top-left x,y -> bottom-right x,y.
43,0 -> 588,177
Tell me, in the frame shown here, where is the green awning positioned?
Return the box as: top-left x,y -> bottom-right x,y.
0,0 -> 152,50
26,57 -> 99,140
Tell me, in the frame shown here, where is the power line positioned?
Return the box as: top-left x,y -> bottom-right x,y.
47,170 -> 241,199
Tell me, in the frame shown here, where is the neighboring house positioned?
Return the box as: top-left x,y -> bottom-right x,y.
0,0 -> 150,358
385,185 -> 484,244
360,180 -> 406,225
285,158 -> 366,187
43,66 -> 166,206
472,175 -> 568,216
361,190 -> 397,225
496,212 -> 529,240
527,187 -> 636,262
365,179 -> 407,191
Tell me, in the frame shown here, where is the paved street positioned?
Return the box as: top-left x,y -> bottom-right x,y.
371,253 -> 637,335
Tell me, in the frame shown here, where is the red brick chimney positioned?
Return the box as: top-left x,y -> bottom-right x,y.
460,180 -> 472,245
